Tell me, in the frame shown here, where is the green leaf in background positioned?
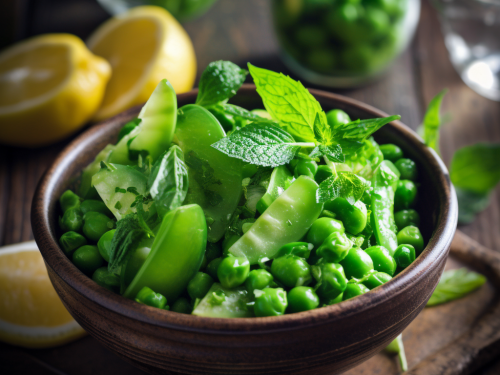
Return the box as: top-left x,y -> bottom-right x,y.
211,122 -> 301,167
427,268 -> 486,306
316,171 -> 369,204
195,61 -> 248,107
148,145 -> 189,218
331,115 -> 401,142
248,63 -> 329,143
455,187 -> 491,224
309,144 -> 345,163
450,143 -> 500,195
421,89 -> 447,154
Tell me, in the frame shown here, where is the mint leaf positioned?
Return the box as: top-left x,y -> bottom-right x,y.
218,103 -> 278,125
108,214 -> 147,274
309,144 -> 344,163
211,122 -> 301,167
455,187 -> 490,224
422,89 -> 447,155
313,112 -> 333,145
148,145 -> 189,218
332,115 -> 401,141
450,143 -> 500,195
345,137 -> 384,179
316,171 -> 369,204
196,61 -> 248,107
427,268 -> 486,306
248,63 -> 328,142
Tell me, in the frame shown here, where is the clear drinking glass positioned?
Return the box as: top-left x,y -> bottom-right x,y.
433,0 -> 500,101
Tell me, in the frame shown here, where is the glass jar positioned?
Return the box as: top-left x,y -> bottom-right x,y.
272,0 -> 421,87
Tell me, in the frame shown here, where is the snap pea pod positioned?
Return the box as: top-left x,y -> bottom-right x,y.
228,176 -> 323,264
174,104 -> 243,242
192,283 -> 254,318
371,160 -> 401,255
123,204 -> 207,302
92,163 -> 149,220
256,165 -> 294,214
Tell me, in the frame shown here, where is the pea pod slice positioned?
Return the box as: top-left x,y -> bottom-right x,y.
92,164 -> 148,220
256,165 -> 294,214
371,160 -> 401,254
174,104 -> 243,242
192,283 -> 254,318
229,176 -> 323,264
123,204 -> 207,302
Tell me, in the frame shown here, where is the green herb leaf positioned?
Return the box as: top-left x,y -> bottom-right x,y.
117,118 -> 141,143
196,61 -> 248,107
211,122 -> 301,167
309,144 -> 344,163
108,214 -> 147,274
316,171 -> 369,204
148,145 -> 189,218
427,268 -> 486,306
331,115 -> 401,142
450,143 -> 500,195
422,89 -> 447,154
455,187 -> 491,224
248,63 -> 328,142
344,137 -> 384,179
218,103 -> 278,125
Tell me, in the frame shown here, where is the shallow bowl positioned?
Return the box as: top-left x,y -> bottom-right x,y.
32,84 -> 457,374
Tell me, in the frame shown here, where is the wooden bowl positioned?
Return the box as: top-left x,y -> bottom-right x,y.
32,84 -> 457,375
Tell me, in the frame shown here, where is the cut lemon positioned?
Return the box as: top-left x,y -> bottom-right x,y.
87,6 -> 197,121
0,241 -> 86,348
0,34 -> 111,147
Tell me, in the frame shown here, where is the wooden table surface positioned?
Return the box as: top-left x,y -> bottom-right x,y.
1,0 -> 500,374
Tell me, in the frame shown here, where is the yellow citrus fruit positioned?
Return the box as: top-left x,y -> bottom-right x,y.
87,6 -> 197,122
0,241 -> 86,348
0,34 -> 111,147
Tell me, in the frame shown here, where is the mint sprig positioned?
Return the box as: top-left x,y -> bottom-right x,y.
218,103 -> 278,125
309,144 -> 344,163
196,61 -> 248,107
316,171 -> 369,204
211,122 -> 311,167
427,268 -> 486,306
421,89 -> 447,155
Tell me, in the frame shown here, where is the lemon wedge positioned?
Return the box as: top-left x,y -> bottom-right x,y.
87,6 -> 197,121
0,34 -> 111,147
0,241 -> 86,348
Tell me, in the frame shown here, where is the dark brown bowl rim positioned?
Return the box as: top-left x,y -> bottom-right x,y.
32,84 -> 458,334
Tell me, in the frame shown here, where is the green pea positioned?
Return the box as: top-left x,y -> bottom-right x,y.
217,257 -> 250,289
206,257 -> 223,281
315,165 -> 334,184
59,207 -> 83,233
325,198 -> 367,235
307,217 -> 345,248
379,144 -> 403,162
276,242 -> 312,259
92,267 -> 120,292
287,286 -> 320,313
397,226 -> 424,255
253,288 -> 288,317
171,297 -> 192,314
59,190 -> 81,213
80,199 -> 112,217
83,212 -> 115,242
394,209 -> 420,231
72,245 -> 104,275
363,6 -> 390,37
97,229 -> 115,262
394,180 -> 417,211
317,232 -> 352,263
59,231 -> 87,256
222,234 -> 241,256
341,44 -> 374,72
340,247 -> 374,279
395,158 -> 418,181
187,272 -> 215,300
363,272 -> 392,290
312,262 -> 347,303
394,244 -> 416,269
364,245 -> 397,276
319,209 -> 337,219
206,242 -> 222,263
245,269 -> 274,294
294,159 -> 318,179
326,109 -> 351,127
135,286 -> 167,309
343,283 -> 370,300
271,254 -> 312,288
346,233 -> 364,249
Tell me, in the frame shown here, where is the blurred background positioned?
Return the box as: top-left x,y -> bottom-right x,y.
1,0 -> 500,374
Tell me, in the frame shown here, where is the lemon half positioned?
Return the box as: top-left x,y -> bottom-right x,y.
0,34 -> 111,147
0,241 -> 86,348
88,6 -> 197,121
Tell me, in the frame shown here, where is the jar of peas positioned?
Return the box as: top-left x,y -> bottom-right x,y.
272,0 -> 420,87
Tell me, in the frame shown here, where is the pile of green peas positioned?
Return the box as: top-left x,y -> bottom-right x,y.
272,0 -> 414,76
